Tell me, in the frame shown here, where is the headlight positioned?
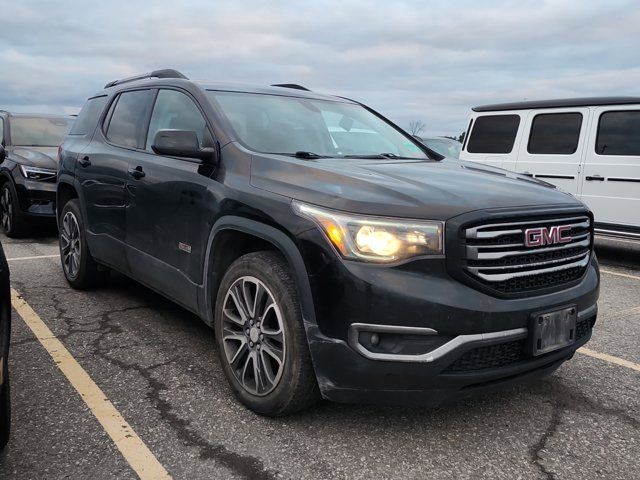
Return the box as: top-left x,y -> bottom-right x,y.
292,201 -> 444,263
19,165 -> 57,181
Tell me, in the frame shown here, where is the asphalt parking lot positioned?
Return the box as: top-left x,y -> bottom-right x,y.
0,230 -> 638,480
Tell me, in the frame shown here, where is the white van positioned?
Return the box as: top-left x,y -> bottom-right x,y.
459,97 -> 640,240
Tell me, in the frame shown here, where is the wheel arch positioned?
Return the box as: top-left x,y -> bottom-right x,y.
0,170 -> 12,186
56,180 -> 78,218
56,175 -> 87,225
202,216 -> 316,331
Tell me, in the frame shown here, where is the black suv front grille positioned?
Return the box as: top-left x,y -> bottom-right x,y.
443,317 -> 592,373
461,214 -> 592,295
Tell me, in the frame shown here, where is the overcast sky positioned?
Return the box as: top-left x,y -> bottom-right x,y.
1,0 -> 639,136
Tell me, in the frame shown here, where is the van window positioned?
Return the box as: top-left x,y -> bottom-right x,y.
70,95 -> 108,135
528,113 -> 582,155
596,111 -> 640,156
105,90 -> 155,149
466,115 -> 520,154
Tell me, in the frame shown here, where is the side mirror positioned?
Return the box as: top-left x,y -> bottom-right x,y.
151,130 -> 216,163
0,145 -> 5,162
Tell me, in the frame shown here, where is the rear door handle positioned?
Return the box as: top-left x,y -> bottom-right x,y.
78,156 -> 91,167
128,166 -> 145,180
585,175 -> 605,181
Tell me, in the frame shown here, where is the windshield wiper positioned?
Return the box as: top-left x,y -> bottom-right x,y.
271,151 -> 327,159
342,153 -> 424,160
342,154 -> 388,159
379,153 -> 426,160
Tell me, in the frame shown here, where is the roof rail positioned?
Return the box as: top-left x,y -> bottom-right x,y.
104,69 -> 188,89
271,83 -> 310,91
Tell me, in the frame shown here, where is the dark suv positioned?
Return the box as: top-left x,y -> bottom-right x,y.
57,69 -> 599,415
0,111 -> 74,236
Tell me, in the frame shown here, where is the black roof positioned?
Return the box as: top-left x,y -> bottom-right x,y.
473,96 -> 640,112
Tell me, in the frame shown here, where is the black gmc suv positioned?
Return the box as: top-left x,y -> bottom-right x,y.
57,69 -> 599,415
0,111 -> 74,236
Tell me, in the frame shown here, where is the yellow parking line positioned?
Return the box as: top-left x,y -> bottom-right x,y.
7,254 -> 59,262
577,347 -> 640,373
600,269 -> 640,281
11,288 -> 172,480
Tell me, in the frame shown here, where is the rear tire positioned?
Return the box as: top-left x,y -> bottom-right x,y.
0,181 -> 29,238
214,251 -> 319,416
59,199 -> 105,289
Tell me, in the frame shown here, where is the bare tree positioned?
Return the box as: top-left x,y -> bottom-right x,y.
408,120 -> 426,137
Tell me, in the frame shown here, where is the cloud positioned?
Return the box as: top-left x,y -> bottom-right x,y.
1,0 -> 639,135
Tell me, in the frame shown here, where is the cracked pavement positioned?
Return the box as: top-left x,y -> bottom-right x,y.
0,230 -> 638,479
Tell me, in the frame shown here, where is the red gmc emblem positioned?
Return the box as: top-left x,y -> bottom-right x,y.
524,225 -> 572,247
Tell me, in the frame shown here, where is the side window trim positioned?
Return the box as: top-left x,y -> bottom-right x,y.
462,118 -> 473,152
0,117 -> 4,145
101,94 -> 119,138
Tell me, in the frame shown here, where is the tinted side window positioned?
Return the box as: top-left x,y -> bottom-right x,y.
596,111 -> 640,156
528,113 -> 582,154
70,95 -> 108,135
146,90 -> 209,150
467,115 -> 520,154
105,90 -> 155,149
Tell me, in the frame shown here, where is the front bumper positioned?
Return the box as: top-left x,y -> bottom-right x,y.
300,227 -> 599,405
13,173 -> 56,217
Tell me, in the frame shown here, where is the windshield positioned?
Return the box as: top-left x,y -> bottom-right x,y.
423,138 -> 461,158
10,116 -> 74,147
207,91 -> 428,159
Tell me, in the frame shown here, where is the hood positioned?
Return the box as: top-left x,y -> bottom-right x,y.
250,153 -> 583,220
8,146 -> 59,169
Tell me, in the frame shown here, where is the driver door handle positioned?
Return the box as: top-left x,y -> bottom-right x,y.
78,156 -> 91,167
128,166 -> 145,180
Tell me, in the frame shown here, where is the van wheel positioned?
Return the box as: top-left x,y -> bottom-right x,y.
59,199 -> 104,289
0,181 -> 29,238
214,251 -> 319,416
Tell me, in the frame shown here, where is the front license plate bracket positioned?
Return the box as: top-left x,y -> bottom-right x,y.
530,305 -> 577,356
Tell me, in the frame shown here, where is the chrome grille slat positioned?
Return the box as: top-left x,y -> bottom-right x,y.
471,256 -> 590,282
467,251 -> 589,273
467,232 -> 589,251
467,237 -> 590,260
461,213 -> 593,294
466,217 -> 590,239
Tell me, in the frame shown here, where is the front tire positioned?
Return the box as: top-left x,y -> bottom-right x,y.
59,199 -> 104,289
214,251 -> 319,416
0,181 -> 29,238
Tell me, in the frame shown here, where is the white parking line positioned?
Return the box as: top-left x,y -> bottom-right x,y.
7,254 -> 59,262
11,288 -> 172,480
577,347 -> 640,373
